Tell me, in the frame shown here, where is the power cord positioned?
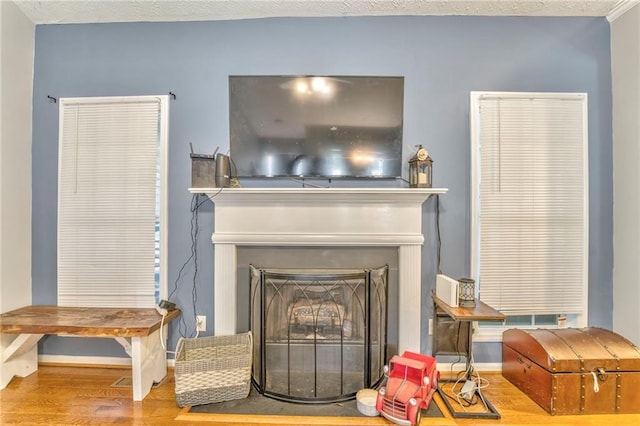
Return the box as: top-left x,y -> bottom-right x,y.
158,312 -> 175,355
434,194 -> 442,275
288,178 -> 330,188
439,321 -> 490,411
164,193 -> 210,345
159,152 -> 243,353
444,354 -> 490,411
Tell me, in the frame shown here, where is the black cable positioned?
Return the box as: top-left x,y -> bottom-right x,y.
435,194 -> 442,275
228,153 -> 238,180
441,355 -> 476,406
168,193 -> 209,338
441,384 -> 477,407
449,320 -> 479,407
168,194 -> 204,300
190,194 -> 200,337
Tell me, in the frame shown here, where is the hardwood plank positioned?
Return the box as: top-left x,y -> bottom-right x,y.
0,413 -> 121,425
2,365 -> 640,425
0,306 -> 180,337
432,295 -> 505,321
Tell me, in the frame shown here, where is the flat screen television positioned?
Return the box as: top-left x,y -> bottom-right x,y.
229,75 -> 404,179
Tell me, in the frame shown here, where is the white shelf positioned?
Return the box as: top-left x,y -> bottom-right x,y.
189,187 -> 448,204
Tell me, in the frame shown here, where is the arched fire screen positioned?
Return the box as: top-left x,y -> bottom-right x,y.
249,265 -> 388,404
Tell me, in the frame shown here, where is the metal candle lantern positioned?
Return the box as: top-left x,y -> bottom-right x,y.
458,278 -> 476,308
408,145 -> 433,188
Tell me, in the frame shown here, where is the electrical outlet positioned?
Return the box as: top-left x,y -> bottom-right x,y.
428,318 -> 433,335
196,315 -> 206,332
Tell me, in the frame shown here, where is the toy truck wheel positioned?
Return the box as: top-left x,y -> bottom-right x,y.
409,405 -> 422,426
408,398 -> 423,425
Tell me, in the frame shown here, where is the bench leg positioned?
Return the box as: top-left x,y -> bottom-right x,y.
129,328 -> 168,401
1,334 -> 44,389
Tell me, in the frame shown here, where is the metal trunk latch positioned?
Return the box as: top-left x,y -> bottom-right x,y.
589,368 -> 607,394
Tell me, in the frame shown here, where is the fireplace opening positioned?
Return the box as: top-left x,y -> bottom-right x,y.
249,265 -> 388,404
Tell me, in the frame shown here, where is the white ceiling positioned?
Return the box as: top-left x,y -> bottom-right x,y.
12,0 -> 635,25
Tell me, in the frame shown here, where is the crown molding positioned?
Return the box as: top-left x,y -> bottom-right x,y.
607,0 -> 640,22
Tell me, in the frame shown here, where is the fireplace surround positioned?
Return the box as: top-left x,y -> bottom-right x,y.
191,187 -> 447,354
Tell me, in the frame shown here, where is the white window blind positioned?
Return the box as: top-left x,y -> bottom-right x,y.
470,92 -> 588,318
58,96 -> 168,307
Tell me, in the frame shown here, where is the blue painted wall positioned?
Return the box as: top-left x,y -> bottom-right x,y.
31,16 -> 612,361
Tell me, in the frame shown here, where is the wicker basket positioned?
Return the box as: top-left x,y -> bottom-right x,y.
174,332 -> 253,407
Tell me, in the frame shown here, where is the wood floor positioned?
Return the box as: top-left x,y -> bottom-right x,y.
1,364 -> 640,425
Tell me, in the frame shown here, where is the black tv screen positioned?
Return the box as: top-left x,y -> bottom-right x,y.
229,75 -> 404,179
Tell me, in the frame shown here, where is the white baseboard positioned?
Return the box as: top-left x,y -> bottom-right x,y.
39,354 -> 132,366
437,362 -> 502,373
38,354 -> 176,368
39,354 -> 496,374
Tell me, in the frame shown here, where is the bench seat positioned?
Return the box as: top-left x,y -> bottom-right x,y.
1,305 -> 180,401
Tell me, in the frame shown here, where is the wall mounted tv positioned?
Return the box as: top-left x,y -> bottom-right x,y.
229,75 -> 404,180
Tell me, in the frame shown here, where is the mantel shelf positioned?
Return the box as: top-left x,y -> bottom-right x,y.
189,187 -> 448,204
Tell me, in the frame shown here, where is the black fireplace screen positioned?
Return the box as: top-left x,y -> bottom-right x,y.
250,265 -> 388,403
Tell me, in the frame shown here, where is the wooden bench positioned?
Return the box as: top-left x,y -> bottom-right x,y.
0,305 -> 180,401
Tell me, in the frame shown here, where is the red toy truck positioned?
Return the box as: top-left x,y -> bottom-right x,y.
375,351 -> 439,426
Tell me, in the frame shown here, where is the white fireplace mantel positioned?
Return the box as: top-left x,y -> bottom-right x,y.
191,187 -> 447,353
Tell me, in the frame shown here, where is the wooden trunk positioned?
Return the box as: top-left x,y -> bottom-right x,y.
502,327 -> 640,415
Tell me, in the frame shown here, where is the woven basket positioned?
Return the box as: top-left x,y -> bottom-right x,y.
174,332 -> 253,407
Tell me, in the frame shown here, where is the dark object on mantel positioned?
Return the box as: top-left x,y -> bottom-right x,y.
502,327 -> 640,415
190,153 -> 216,188
190,152 -> 231,188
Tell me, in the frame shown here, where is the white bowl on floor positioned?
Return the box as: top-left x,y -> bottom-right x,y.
356,389 -> 379,416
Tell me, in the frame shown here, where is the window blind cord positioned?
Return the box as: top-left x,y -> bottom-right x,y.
74,105 -> 79,194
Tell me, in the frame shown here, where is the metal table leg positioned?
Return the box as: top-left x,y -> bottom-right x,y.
432,306 -> 500,419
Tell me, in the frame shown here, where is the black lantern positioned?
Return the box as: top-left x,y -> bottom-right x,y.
408,145 -> 433,188
458,278 -> 476,308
